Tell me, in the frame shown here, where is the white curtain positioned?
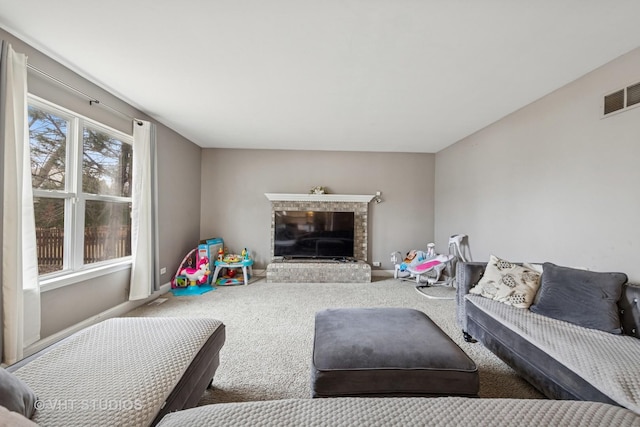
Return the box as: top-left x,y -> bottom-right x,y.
129,120 -> 158,300
1,40 -> 41,364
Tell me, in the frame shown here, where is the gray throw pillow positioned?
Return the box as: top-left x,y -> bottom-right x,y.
530,263 -> 627,334
0,369 -> 37,418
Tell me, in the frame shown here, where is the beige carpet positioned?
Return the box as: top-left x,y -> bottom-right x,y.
125,277 -> 543,405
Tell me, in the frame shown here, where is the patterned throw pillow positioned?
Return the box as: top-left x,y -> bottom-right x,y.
470,255 -> 541,308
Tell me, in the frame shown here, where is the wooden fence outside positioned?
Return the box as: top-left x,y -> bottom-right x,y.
36,226 -> 131,273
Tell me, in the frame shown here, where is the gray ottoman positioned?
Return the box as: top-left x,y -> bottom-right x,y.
311,307 -> 479,397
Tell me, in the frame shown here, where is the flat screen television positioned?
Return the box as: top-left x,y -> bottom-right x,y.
274,210 -> 355,259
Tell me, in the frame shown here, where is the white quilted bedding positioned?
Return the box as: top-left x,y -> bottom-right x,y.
156,397 -> 640,426
14,317 -> 223,427
467,294 -> 640,414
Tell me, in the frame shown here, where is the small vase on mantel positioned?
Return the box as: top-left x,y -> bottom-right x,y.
309,186 -> 326,195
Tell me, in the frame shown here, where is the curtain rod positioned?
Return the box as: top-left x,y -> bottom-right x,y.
27,63 -> 143,126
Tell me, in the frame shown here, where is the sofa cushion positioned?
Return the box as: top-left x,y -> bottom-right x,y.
0,369 -> 37,419
12,317 -> 225,427
469,255 -> 541,308
466,293 -> 640,414
530,263 -> 627,334
619,283 -> 640,338
0,405 -> 38,427
156,397 -> 640,427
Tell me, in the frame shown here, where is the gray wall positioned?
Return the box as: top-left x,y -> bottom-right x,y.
1,28 -> 202,338
200,149 -> 435,270
435,47 -> 640,282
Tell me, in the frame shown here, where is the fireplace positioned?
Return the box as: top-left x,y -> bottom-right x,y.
274,210 -> 355,259
264,193 -> 374,282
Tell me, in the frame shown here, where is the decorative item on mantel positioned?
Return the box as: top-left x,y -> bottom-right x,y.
309,186 -> 327,195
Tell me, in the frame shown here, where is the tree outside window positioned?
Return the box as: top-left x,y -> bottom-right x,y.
28,98 -> 132,276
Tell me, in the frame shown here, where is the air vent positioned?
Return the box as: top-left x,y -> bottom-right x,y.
627,82 -> 640,107
603,81 -> 640,116
604,90 -> 624,115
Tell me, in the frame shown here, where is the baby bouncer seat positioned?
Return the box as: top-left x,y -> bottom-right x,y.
391,234 -> 469,299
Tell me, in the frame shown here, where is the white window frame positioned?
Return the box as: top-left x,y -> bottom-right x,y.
28,95 -> 133,292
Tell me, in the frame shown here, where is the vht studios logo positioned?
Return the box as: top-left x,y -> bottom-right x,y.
34,399 -> 143,411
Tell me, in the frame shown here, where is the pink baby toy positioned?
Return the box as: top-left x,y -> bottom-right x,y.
179,256 -> 210,286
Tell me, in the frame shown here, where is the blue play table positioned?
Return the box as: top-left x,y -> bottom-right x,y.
212,257 -> 254,286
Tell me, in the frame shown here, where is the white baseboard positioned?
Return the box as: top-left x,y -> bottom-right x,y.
372,269 -> 395,277
24,282 -> 171,357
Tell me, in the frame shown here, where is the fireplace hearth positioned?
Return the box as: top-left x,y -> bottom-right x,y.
264,193 -> 374,283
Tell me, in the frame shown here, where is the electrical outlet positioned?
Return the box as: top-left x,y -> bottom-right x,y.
160,267 -> 167,275
372,261 -> 381,267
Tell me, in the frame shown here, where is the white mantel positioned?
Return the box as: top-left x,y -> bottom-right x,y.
264,193 -> 375,203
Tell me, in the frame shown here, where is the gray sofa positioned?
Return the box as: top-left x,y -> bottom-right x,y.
156,396 -> 640,426
5,317 -> 226,426
456,261 -> 640,413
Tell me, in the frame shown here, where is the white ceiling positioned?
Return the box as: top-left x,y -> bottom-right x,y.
1,1 -> 640,153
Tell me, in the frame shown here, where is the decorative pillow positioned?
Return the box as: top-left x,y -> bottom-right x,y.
530,263 -> 627,334
470,255 -> 541,308
0,369 -> 37,419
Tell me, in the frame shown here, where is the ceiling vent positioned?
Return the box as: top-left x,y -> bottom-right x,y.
603,81 -> 640,116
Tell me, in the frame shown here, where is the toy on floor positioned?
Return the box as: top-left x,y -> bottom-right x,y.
171,243 -> 218,296
391,250 -> 453,284
213,248 -> 254,286
448,234 -> 468,262
391,234 -> 471,300
172,249 -> 197,288
180,256 -> 210,286
426,242 -> 436,258
407,254 -> 453,279
400,249 -> 425,269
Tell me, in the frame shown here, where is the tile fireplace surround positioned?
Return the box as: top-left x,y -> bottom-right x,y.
264,193 -> 374,283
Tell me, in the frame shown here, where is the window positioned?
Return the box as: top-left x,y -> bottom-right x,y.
28,96 -> 133,280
